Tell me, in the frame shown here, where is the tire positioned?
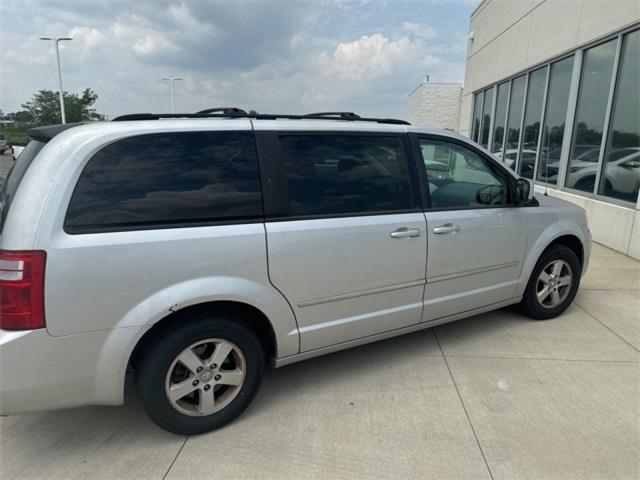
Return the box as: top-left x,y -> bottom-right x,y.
520,244 -> 582,320
136,312 -> 265,435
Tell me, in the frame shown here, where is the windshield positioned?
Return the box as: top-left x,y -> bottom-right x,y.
0,140 -> 45,233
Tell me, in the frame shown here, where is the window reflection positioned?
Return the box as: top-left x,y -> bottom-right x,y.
565,39 -> 617,193
537,56 -> 574,185
600,30 -> 640,203
504,75 -> 526,171
491,82 -> 510,158
471,92 -> 483,143
480,87 -> 493,148
519,67 -> 547,179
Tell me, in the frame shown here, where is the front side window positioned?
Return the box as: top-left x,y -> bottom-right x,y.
419,138 -> 509,209
65,131 -> 262,232
565,39 -> 617,193
277,135 -> 413,217
600,29 -> 640,203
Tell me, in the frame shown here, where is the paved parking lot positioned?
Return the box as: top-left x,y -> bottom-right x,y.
1,243 -> 638,480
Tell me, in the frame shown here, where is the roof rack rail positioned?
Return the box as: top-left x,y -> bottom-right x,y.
196,107 -> 247,115
112,110 -> 410,125
302,112 -> 361,120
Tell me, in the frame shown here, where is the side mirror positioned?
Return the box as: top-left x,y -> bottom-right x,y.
515,178 -> 533,204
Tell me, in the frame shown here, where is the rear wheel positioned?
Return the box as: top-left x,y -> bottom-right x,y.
520,245 -> 581,320
136,313 -> 264,435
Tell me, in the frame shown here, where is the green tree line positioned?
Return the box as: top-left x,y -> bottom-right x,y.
1,88 -> 103,145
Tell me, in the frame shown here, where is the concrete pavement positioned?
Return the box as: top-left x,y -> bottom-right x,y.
1,243 -> 638,480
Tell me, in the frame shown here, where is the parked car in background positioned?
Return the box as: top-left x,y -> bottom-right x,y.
0,110 -> 591,435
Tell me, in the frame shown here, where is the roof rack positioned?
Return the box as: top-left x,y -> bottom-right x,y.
112,109 -> 410,125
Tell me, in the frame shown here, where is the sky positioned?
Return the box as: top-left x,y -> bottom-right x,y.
0,0 -> 476,120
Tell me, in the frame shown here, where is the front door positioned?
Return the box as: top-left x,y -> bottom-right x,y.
261,131 -> 427,352
415,136 -> 528,321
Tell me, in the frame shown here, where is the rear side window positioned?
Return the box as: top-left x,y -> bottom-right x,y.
65,131 -> 262,233
277,135 -> 413,217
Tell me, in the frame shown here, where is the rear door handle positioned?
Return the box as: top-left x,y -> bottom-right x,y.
390,227 -> 421,239
433,223 -> 461,235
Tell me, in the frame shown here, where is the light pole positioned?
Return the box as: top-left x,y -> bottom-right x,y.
39,36 -> 73,124
162,76 -> 183,113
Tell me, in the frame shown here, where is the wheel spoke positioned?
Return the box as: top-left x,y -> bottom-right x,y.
558,275 -> 572,287
177,348 -> 205,374
217,369 -> 244,386
551,261 -> 563,277
551,290 -> 561,306
539,270 -> 551,284
199,389 -> 216,415
168,378 -> 198,402
208,341 -> 233,367
537,286 -> 551,303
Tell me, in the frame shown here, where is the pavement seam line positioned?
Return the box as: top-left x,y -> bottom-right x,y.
574,302 -> 640,353
434,328 -> 495,480
440,354 -> 639,364
162,435 -> 189,480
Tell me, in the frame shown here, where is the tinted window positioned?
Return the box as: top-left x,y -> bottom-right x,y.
519,67 -> 547,179
600,29 -> 640,203
65,131 -> 262,232
537,56 -> 574,185
419,139 -> 509,209
278,135 -> 412,217
565,39 -> 617,193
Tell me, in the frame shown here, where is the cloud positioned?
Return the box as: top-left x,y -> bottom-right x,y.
0,0 -> 473,118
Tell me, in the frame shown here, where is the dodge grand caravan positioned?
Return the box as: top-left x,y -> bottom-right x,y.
0,109 -> 591,434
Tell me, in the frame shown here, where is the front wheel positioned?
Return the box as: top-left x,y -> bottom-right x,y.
520,245 -> 582,320
136,313 -> 265,435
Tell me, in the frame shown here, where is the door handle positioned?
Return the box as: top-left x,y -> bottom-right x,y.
390,227 -> 421,239
433,223 -> 461,235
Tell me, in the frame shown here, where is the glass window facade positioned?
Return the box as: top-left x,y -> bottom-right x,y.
479,87 -> 493,148
491,82 -> 510,158
471,92 -> 483,143
470,27 -> 639,207
565,39 -> 617,193
519,67 -> 547,179
600,30 -> 640,203
537,56 -> 574,185
504,75 -> 526,171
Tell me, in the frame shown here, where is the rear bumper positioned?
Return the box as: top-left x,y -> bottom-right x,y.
0,327 -> 139,415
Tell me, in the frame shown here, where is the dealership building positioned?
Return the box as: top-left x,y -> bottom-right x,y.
409,0 -> 640,259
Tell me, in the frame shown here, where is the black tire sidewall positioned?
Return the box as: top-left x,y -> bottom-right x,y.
522,245 -> 582,320
136,315 -> 264,435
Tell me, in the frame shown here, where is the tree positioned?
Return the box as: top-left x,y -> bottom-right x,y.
21,88 -> 104,125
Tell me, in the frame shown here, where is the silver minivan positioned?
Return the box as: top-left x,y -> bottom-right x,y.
0,110 -> 591,434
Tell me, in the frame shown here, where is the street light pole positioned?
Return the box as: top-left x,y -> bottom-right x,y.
162,77 -> 183,113
39,37 -> 73,124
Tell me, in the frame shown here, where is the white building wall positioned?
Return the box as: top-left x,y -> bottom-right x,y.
407,83 -> 462,130
462,0 -> 640,259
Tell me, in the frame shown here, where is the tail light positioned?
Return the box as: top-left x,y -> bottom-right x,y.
0,250 -> 46,330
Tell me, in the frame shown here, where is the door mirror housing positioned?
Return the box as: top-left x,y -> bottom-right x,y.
514,178 -> 533,205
